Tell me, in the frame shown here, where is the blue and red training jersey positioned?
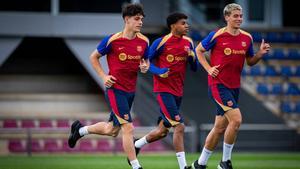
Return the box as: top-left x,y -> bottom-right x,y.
201,27 -> 254,88
149,33 -> 197,96
97,32 -> 149,92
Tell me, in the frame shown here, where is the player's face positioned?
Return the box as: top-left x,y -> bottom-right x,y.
125,14 -> 144,33
225,10 -> 243,29
173,19 -> 189,36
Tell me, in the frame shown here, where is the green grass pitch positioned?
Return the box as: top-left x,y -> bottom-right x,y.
0,152 -> 299,169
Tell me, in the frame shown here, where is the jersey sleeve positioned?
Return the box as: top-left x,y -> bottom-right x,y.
143,45 -> 149,59
188,41 -> 198,72
201,31 -> 217,51
247,40 -> 255,57
148,38 -> 169,75
96,35 -> 113,56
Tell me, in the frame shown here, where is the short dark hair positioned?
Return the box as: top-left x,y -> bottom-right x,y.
166,12 -> 188,29
122,3 -> 145,19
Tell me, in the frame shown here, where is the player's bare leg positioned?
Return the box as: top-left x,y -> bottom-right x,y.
173,123 -> 190,169
145,120 -> 169,142
217,108 -> 242,169
224,108 -> 242,144
173,123 -> 185,152
192,116 -> 228,168
121,123 -> 136,160
205,116 -> 228,150
87,121 -> 120,137
68,121 -> 120,148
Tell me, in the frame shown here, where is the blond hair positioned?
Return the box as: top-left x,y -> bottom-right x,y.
223,3 -> 242,16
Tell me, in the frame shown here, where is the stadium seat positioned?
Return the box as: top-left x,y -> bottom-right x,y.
257,83 -> 269,95
272,49 -> 285,60
241,68 -> 247,76
30,140 -> 43,152
96,140 -> 112,152
280,66 -> 294,77
44,139 -> 60,152
8,139 -> 26,152
282,32 -> 297,43
287,49 -> 300,60
79,140 -> 95,152
295,66 -> 300,77
270,83 -> 283,95
56,119 -> 70,128
249,66 -> 262,76
3,119 -> 18,128
251,31 -> 263,42
264,66 -> 278,76
114,139 -> 124,152
62,139 -> 79,152
266,32 -> 281,43
39,119 -> 53,128
21,119 -> 35,128
280,102 -> 293,113
295,102 -> 300,113
285,83 -> 300,95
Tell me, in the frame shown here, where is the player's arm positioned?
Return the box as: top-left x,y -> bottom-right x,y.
246,39 -> 271,66
188,42 -> 198,72
90,35 -> 117,88
147,38 -> 169,77
196,31 -> 220,77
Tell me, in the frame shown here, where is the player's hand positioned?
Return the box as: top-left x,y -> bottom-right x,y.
259,39 -> 271,55
139,59 -> 150,73
208,65 -> 220,78
103,75 -> 117,88
159,68 -> 170,78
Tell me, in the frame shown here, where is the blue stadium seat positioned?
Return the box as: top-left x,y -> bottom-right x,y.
287,49 -> 300,60
272,49 -> 285,59
262,53 -> 272,60
295,66 -> 300,76
266,32 -> 280,43
250,66 -> 262,76
295,102 -> 300,113
264,66 -> 278,76
280,102 -> 293,113
241,68 -> 247,76
270,83 -> 283,95
251,32 -> 263,42
286,83 -> 300,95
257,83 -> 269,95
280,66 -> 294,77
282,32 -> 297,43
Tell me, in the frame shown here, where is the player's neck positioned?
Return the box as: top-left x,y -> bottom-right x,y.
171,31 -> 183,38
226,26 -> 240,36
122,28 -> 137,40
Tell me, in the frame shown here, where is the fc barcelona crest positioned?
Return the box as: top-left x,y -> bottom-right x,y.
137,46 -> 142,52
241,41 -> 246,47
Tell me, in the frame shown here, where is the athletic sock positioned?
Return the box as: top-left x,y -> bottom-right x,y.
79,126 -> 89,136
176,151 -> 187,169
222,142 -> 234,161
130,159 -> 141,169
134,136 -> 148,148
198,147 -> 212,165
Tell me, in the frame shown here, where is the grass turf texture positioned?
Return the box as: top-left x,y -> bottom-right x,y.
0,152 -> 299,169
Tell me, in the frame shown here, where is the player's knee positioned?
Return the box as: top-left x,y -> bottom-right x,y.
174,124 -> 185,134
110,129 -> 120,137
122,123 -> 134,135
159,128 -> 169,138
214,126 -> 226,135
231,117 -> 242,128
